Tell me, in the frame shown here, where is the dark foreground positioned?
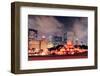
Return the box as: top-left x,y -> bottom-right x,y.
28,51 -> 88,61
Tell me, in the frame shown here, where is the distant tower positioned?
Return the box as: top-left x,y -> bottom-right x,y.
73,32 -> 78,45
67,31 -> 75,43
40,35 -> 48,50
47,35 -> 54,48
48,35 -> 53,42
75,38 -> 79,45
63,32 -> 67,43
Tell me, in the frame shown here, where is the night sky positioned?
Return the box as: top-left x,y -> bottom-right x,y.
28,15 -> 88,45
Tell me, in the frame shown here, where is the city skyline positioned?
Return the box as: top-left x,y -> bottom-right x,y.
28,15 -> 88,45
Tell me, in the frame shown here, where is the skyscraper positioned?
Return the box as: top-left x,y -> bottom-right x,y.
52,36 -> 63,46
63,32 -> 67,43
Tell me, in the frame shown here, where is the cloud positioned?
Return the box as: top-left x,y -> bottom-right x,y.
28,16 -> 64,38
72,18 -> 88,44
28,15 -> 88,44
